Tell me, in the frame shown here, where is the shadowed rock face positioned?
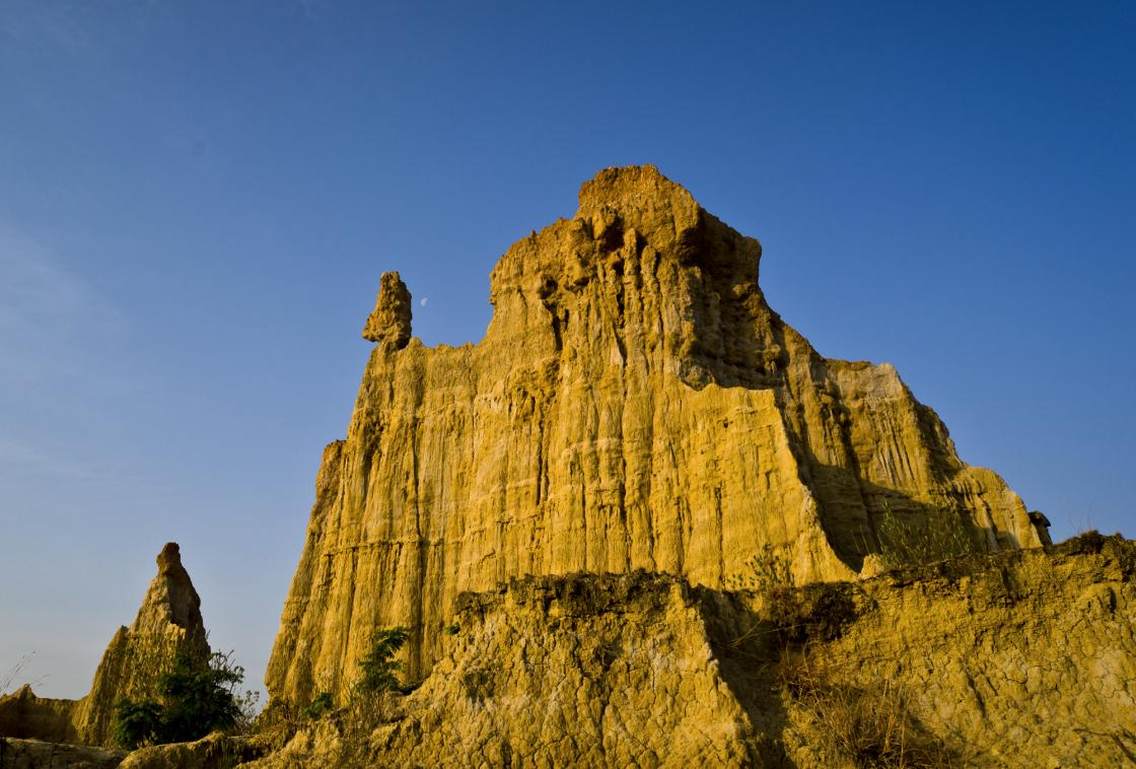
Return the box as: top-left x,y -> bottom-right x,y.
266,165 -> 1045,704
0,543 -> 211,749
0,687 -> 79,744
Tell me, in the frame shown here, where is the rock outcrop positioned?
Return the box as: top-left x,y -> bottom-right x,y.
117,733 -> 262,769
775,532 -> 1136,767
0,689 -> 78,745
361,271 -> 412,350
255,572 -> 765,769
0,544 -> 211,749
75,543 -> 211,746
246,534 -> 1136,769
0,737 -> 124,769
267,165 -> 1047,704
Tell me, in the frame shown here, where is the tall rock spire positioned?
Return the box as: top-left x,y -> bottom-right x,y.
76,542 -> 210,746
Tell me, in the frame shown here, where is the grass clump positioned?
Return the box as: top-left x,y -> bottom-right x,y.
875,501 -> 978,570
778,647 -> 959,768
727,544 -> 799,636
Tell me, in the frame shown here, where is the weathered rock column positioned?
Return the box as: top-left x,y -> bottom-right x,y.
362,271 -> 412,350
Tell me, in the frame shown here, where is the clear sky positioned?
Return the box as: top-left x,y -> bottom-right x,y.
1,1 -> 1132,699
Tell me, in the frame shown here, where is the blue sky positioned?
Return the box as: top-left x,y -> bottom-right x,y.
1,1 -> 1132,698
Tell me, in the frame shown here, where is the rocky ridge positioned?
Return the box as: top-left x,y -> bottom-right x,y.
8,535 -> 1131,768
243,534 -> 1135,768
267,165 -> 1049,704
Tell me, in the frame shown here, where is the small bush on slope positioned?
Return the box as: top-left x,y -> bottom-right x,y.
354,627 -> 409,696
112,650 -> 256,749
302,692 -> 335,720
112,699 -> 164,749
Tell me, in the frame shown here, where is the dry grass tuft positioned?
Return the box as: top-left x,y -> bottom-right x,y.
779,647 -> 959,769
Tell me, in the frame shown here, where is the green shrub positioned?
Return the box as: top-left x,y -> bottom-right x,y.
159,651 -> 245,742
302,691 -> 334,720
112,650 -> 253,748
355,627 -> 409,695
112,699 -> 163,749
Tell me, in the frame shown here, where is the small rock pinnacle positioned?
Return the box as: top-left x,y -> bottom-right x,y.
363,271 -> 413,350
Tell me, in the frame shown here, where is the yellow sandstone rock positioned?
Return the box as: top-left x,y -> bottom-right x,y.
245,535 -> 1135,769
75,543 -> 211,746
0,543 -> 211,748
267,165 -> 1047,705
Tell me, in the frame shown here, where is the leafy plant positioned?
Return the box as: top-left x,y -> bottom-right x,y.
355,627 -> 409,696
302,691 -> 335,720
112,649 -> 255,748
112,699 -> 164,749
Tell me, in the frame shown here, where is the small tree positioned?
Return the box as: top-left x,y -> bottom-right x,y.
159,651 -> 245,742
111,649 -> 253,748
355,627 -> 409,695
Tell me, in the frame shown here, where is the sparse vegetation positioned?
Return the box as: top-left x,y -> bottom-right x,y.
727,543 -> 796,594
327,627 -> 411,766
778,646 -> 958,768
1,651 -> 36,695
355,627 -> 409,696
727,544 -> 952,766
875,501 -> 978,570
302,691 -> 334,720
461,667 -> 494,703
112,650 -> 258,749
727,543 -> 802,644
